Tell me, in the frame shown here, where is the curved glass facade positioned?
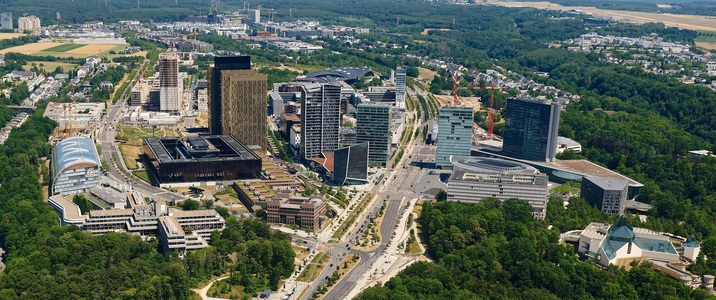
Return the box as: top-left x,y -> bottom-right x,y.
51,137 -> 101,195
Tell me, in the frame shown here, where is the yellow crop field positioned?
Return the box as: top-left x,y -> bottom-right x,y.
0,42 -> 64,54
66,44 -> 122,55
0,33 -> 27,40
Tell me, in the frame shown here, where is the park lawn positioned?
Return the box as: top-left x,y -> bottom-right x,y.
119,144 -> 142,169
116,124 -> 181,146
132,170 -> 151,183
297,252 -> 329,282
207,280 -> 247,300
43,43 -> 86,53
23,61 -> 79,73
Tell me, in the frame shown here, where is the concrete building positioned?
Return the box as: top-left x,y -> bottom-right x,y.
447,156 -> 549,219
248,9 -> 261,24
208,56 -> 252,135
435,106 -> 473,169
159,52 -> 179,113
502,98 -> 560,162
581,176 -> 628,215
270,92 -> 285,116
356,103 -> 391,166
143,135 -> 261,184
394,67 -> 407,108
197,88 -> 208,112
129,84 -> 143,107
18,15 -> 40,32
266,196 -> 326,231
333,142 -> 369,185
43,102 -> 105,131
51,137 -> 101,196
220,69 -> 268,150
300,83 -> 341,161
49,193 -> 225,257
0,12 -> 12,30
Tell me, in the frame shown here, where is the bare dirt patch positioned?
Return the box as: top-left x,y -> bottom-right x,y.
420,28 -> 452,35
417,67 -> 437,81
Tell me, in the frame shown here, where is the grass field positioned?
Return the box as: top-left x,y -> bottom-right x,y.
297,252 -> 329,282
119,145 -> 142,169
132,170 -> 151,183
116,124 -> 182,146
207,280 -> 246,300
23,61 -> 78,73
43,43 -> 85,53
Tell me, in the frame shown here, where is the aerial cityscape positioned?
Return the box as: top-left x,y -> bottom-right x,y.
0,0 -> 715,299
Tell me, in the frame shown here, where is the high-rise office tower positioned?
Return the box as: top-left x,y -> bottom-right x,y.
300,83 -> 341,161
394,67 -> 406,108
207,56 -> 252,135
220,69 -> 268,150
502,98 -> 560,162
356,103 -> 391,166
435,106 -> 474,169
0,13 -> 12,30
158,52 -> 179,113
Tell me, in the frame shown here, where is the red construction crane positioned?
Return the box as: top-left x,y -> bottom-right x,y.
452,75 -> 459,106
487,84 -> 495,140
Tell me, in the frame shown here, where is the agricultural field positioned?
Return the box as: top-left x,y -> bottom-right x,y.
43,43 -> 85,53
22,61 -> 79,73
0,42 -> 64,54
0,33 -> 26,40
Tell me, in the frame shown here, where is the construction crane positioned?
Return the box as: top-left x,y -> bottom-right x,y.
487,84 -> 495,140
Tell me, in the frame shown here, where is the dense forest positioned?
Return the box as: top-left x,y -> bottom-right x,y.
356,201 -> 713,300
0,103 -> 294,298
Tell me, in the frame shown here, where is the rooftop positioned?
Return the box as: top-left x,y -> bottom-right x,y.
145,135 -> 259,164
451,156 -> 537,174
584,176 -> 628,191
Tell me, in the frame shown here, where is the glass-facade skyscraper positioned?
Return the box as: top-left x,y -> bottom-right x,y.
356,103 -> 392,166
502,98 -> 560,162
435,106 -> 474,169
300,83 -> 341,161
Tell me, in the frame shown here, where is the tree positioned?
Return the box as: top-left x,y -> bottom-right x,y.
435,189 -> 447,201
178,199 -> 201,210
406,66 -> 420,78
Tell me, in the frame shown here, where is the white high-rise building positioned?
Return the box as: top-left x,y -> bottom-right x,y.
394,67 -> 406,108
159,52 -> 179,113
18,15 -> 40,32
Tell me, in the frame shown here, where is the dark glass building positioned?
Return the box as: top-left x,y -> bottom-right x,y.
207,56 -> 252,135
333,142 -> 369,185
143,135 -> 261,184
502,98 -> 560,162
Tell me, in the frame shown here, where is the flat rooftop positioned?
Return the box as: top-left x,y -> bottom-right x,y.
145,135 -> 259,164
542,159 -> 643,187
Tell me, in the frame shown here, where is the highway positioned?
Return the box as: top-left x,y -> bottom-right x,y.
95,59 -> 185,203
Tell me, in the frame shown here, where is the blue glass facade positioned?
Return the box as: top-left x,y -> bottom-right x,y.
502,98 -> 560,162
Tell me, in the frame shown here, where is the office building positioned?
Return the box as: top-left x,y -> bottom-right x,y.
333,142 -> 369,185
208,56 -> 252,135
159,52 -> 179,113
0,12 -> 12,30
143,135 -> 261,184
248,9 -> 260,24
49,193 -> 225,257
502,98 -> 560,162
18,15 -> 40,32
300,83 -> 341,161
435,106 -> 473,169
356,103 -> 391,166
581,176 -> 628,215
220,69 -> 268,149
266,196 -> 326,231
51,137 -> 101,196
395,67 -> 406,108
447,156 -> 549,219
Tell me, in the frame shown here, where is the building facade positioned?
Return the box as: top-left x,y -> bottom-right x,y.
159,52 -> 179,113
435,106 -> 474,169
143,135 -> 261,184
18,15 -> 40,32
333,142 -> 369,185
447,156 -> 549,219
266,196 -> 326,231
220,69 -> 268,149
51,136 -> 101,196
300,83 -> 341,161
581,176 -> 628,215
394,67 -> 406,108
208,56 -> 252,135
502,98 -> 560,162
356,103 -> 391,166
0,12 -> 12,30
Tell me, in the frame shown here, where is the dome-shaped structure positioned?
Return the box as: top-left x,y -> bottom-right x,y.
51,136 -> 101,195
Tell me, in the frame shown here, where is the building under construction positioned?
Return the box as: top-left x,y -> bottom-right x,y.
43,101 -> 105,139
